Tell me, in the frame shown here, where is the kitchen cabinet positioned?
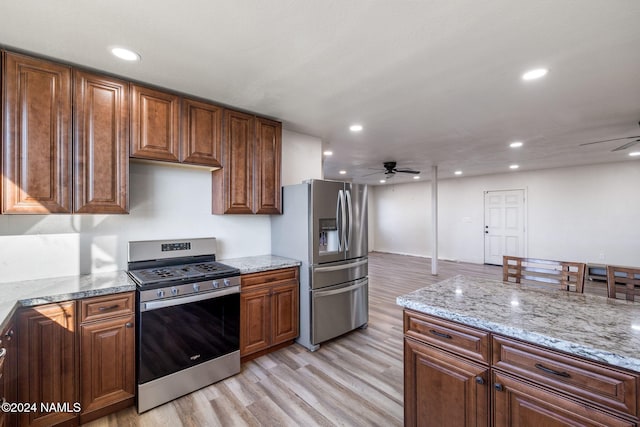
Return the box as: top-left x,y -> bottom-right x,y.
73,70 -> 129,213
2,51 -> 72,214
1,323 -> 16,427
78,293 -> 135,424
181,97 -> 223,167
17,301 -> 77,427
240,267 -> 299,362
212,110 -> 282,215
130,84 -> 180,162
403,309 -> 640,426
1,51 -> 129,214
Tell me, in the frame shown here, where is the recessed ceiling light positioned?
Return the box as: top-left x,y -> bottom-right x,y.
522,68 -> 548,81
339,170 -> 347,175
510,141 -> 523,148
379,179 -> 386,183
454,170 -> 463,175
413,176 -> 420,180
349,124 -> 363,132
629,151 -> 640,157
323,150 -> 333,156
111,47 -> 141,61
510,164 -> 520,169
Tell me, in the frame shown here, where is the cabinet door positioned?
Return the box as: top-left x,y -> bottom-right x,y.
1,324 -> 16,427
493,371 -> 633,427
73,70 -> 129,213
130,84 -> 180,161
212,109 -> 254,214
2,52 -> 72,213
181,98 -> 222,167
79,314 -> 135,423
254,117 -> 281,214
404,337 -> 489,427
271,281 -> 299,345
17,302 -> 76,427
240,287 -> 271,356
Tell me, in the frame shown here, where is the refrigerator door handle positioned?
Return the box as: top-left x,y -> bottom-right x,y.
313,259 -> 368,273
337,189 -> 345,252
345,189 -> 353,251
314,278 -> 367,297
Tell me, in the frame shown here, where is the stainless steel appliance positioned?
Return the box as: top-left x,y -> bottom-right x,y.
271,180 -> 368,351
127,238 -> 241,413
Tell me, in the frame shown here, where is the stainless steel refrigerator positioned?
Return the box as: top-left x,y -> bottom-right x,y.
271,180 -> 368,351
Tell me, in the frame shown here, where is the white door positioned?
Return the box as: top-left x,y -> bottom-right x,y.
484,190 -> 526,265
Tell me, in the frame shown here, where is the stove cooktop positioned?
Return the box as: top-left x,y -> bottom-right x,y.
128,261 -> 240,287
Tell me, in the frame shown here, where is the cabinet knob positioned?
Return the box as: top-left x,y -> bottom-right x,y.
0,347 -> 6,358
494,383 -> 504,392
125,322 -> 134,328
475,376 -> 485,385
4,329 -> 14,340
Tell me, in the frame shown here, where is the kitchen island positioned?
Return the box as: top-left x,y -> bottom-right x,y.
397,275 -> 640,426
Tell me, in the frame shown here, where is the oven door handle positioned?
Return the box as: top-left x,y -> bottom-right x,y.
141,286 -> 240,312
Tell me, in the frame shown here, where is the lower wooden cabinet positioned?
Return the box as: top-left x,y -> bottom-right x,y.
403,309 -> 640,426
17,302 -> 77,427
13,293 -> 135,427
79,293 -> 135,424
404,337 -> 489,427
1,324 -> 16,427
240,267 -> 299,361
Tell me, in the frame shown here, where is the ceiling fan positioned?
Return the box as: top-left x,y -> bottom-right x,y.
579,121 -> 640,151
364,161 -> 421,178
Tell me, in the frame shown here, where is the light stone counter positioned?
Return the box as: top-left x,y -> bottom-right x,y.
397,275 -> 640,373
220,255 -> 301,275
0,271 -> 136,331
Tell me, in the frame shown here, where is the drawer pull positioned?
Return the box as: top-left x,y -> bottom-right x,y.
475,376 -> 485,385
98,304 -> 120,312
535,363 -> 571,378
494,383 -> 504,392
0,347 -> 5,358
429,329 -> 453,340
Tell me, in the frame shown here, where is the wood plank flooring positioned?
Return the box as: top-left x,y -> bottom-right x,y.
85,253 -> 605,426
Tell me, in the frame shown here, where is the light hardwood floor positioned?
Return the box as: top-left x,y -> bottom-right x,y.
85,252 -> 605,426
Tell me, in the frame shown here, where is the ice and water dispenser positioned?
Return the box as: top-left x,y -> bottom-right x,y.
318,218 -> 339,254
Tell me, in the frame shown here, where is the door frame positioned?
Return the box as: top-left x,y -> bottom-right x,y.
483,188 -> 528,265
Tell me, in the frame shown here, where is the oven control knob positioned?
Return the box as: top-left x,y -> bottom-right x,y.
171,287 -> 179,296
157,290 -> 165,298
223,279 -> 231,287
212,281 -> 220,289
193,283 -> 200,292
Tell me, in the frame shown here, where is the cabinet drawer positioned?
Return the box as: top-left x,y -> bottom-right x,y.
492,335 -> 638,417
80,292 -> 135,323
403,310 -> 490,364
241,267 -> 298,289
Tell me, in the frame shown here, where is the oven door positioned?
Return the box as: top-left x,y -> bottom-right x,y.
137,287 -> 240,385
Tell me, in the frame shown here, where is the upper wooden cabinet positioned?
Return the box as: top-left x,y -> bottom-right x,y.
73,70 -> 129,213
212,110 -> 282,215
254,117 -> 282,214
2,51 -> 72,214
181,97 -> 223,167
130,84 -> 180,162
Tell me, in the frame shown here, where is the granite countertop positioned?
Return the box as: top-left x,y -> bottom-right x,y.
220,254 -> 302,274
397,275 -> 640,373
0,271 -> 137,331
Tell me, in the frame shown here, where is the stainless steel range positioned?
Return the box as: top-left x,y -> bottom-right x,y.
127,237 -> 241,413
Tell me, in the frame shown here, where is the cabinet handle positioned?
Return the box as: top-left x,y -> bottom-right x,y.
475,376 -> 485,385
535,363 -> 571,378
0,348 -> 6,358
98,304 -> 119,312
494,383 -> 504,392
4,329 -> 14,340
429,329 -> 453,340
125,322 -> 134,328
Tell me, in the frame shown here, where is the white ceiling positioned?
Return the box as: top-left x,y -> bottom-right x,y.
1,0 -> 639,185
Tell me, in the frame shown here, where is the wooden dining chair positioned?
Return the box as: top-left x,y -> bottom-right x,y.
503,255 -> 586,293
606,265 -> 640,301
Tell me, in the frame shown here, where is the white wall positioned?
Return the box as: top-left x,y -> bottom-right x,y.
371,161 -> 640,266
0,129 -> 323,283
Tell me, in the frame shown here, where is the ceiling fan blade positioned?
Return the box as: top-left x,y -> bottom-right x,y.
611,139 -> 640,152
579,135 -> 640,146
362,170 -> 384,177
395,169 -> 421,174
